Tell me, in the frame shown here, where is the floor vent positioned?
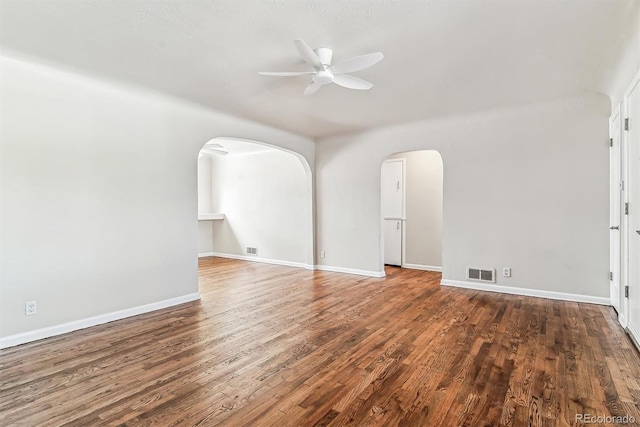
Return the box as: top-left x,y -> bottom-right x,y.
467,267 -> 495,283
246,247 -> 258,255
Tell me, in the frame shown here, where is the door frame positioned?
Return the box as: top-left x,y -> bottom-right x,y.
623,70 -> 640,342
610,103 -> 622,315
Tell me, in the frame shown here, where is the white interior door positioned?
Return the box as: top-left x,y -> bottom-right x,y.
627,81 -> 640,341
610,112 -> 622,313
381,159 -> 404,266
384,219 -> 402,266
381,160 -> 403,218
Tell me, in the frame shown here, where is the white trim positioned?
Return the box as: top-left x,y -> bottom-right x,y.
315,265 -> 386,278
627,324 -> 640,353
197,213 -> 225,221
619,312 -> 628,328
623,67 -> 640,100
0,293 -> 201,349
211,252 -> 313,270
403,263 -> 442,272
441,279 -> 610,306
610,103 -> 623,315
623,69 -> 640,338
198,251 -> 215,258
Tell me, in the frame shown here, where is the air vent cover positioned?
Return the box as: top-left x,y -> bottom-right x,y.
246,247 -> 258,255
467,267 -> 495,283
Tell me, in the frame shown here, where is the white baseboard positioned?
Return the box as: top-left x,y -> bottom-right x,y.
210,253 -> 381,277
403,263 -> 442,272
211,252 -> 313,270
618,312 -> 628,328
627,324 -> 640,353
198,251 -> 215,258
441,279 -> 610,306
0,293 -> 201,349
315,265 -> 386,278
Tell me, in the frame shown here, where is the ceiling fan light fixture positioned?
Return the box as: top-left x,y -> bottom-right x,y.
313,70 -> 334,85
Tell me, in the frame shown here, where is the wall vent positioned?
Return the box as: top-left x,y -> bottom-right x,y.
246,247 -> 258,255
467,267 -> 495,283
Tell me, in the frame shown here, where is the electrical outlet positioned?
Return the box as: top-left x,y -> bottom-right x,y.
503,267 -> 511,278
25,300 -> 37,316
320,251 -> 325,258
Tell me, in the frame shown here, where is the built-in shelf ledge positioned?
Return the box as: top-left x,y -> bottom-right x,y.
198,213 -> 225,221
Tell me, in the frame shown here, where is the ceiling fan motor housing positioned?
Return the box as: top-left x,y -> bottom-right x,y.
315,47 -> 333,67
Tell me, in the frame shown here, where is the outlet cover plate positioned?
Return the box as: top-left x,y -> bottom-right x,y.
25,301 -> 37,316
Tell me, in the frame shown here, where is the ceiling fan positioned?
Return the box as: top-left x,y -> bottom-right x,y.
259,39 -> 384,95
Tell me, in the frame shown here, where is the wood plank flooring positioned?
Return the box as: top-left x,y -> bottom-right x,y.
1,257 -> 640,426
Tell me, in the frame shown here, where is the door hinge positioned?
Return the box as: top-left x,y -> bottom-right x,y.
625,202 -> 629,215
621,180 -> 625,191
625,118 -> 629,131
610,138 -> 614,147
625,286 -> 629,298
609,272 -> 613,281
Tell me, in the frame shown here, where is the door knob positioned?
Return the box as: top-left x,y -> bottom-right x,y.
610,226 -> 620,230
636,230 -> 640,235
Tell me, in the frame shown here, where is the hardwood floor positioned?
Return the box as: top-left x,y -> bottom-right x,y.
1,257 -> 639,426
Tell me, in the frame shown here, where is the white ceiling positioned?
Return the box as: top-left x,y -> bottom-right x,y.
0,0 -> 636,139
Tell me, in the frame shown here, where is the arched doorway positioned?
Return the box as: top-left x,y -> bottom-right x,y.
381,150 -> 443,273
197,137 -> 314,274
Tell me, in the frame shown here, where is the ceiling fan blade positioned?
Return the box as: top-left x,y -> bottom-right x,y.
304,81 -> 322,96
330,52 -> 384,74
294,39 -> 324,70
259,71 -> 315,76
333,74 -> 374,90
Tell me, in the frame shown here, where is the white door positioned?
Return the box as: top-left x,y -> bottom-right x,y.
381,160 -> 403,218
627,81 -> 640,341
610,112 -> 622,313
384,219 -> 402,266
381,159 -> 404,266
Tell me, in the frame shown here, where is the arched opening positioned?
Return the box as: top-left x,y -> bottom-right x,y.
197,137 -> 314,280
380,150 -> 443,275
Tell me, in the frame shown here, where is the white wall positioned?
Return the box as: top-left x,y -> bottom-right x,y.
389,151 -> 443,269
206,150 -> 307,265
605,1 -> 640,108
198,155 -> 213,214
316,93 -> 610,299
197,155 -> 214,255
0,54 -> 314,342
